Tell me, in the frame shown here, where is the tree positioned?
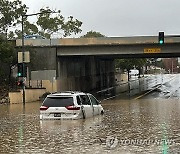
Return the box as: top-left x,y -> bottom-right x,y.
0,35 -> 16,86
5,6 -> 82,39
0,0 -> 28,38
115,58 -> 147,81
11,21 -> 39,39
135,59 -> 147,77
115,59 -> 135,81
81,31 -> 105,38
36,7 -> 82,38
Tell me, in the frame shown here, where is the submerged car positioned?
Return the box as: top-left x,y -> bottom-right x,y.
40,91 -> 104,120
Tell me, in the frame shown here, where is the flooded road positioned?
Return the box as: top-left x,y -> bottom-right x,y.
143,74 -> 180,99
0,98 -> 180,153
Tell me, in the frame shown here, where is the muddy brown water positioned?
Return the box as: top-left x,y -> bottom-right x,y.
0,98 -> 180,153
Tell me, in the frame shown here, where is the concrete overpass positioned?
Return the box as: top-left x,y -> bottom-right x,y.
16,36 -> 180,92
17,35 -> 180,58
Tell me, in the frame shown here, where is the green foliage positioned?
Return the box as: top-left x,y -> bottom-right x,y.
135,59 -> 147,69
0,0 -> 27,37
0,36 -> 14,63
9,21 -> 39,39
0,1 -> 82,39
0,35 -> 16,84
156,59 -> 165,68
36,7 -> 82,38
115,58 -> 147,80
24,21 -> 39,36
81,31 -> 105,38
116,58 -> 147,71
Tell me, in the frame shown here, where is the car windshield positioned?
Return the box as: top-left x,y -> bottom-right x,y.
43,97 -> 74,107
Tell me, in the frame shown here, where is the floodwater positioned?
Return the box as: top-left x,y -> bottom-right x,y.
0,98 -> 180,154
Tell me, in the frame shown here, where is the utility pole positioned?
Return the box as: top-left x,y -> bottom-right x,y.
171,59 -> 173,74
21,11 -> 58,105
22,15 -> 25,105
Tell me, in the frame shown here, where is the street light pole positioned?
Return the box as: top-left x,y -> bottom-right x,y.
21,11 -> 58,105
22,15 -> 25,105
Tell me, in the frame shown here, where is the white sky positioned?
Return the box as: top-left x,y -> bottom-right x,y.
23,0 -> 180,37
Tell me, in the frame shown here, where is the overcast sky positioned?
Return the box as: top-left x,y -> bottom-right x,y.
23,0 -> 180,37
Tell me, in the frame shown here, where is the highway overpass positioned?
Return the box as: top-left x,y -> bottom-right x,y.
17,35 -> 180,58
16,36 -> 180,92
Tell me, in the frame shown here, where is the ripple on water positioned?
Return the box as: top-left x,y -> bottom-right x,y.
0,99 -> 180,153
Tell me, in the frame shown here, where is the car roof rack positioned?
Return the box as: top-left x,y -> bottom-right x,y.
63,91 -> 75,94
60,91 -> 85,94
51,92 -> 57,94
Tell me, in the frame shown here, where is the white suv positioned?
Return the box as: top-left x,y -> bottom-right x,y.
40,91 -> 104,120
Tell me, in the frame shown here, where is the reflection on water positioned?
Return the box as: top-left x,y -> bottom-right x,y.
0,99 -> 180,154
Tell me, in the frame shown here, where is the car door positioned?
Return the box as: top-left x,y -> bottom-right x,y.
79,95 -> 93,118
88,94 -> 100,115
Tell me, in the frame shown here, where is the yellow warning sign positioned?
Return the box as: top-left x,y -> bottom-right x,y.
144,48 -> 161,53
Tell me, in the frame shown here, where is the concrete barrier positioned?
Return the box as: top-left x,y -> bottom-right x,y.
9,88 -> 46,104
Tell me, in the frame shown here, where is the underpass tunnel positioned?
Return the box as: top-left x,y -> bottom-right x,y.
56,56 -> 115,92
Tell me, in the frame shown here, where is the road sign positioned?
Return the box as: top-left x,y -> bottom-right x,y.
144,48 -> 161,53
18,51 -> 30,63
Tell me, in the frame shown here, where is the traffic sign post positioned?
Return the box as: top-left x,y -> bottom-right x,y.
18,51 -> 30,63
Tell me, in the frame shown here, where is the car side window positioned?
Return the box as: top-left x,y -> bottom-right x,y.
89,95 -> 99,105
79,95 -> 91,105
76,96 -> 81,105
